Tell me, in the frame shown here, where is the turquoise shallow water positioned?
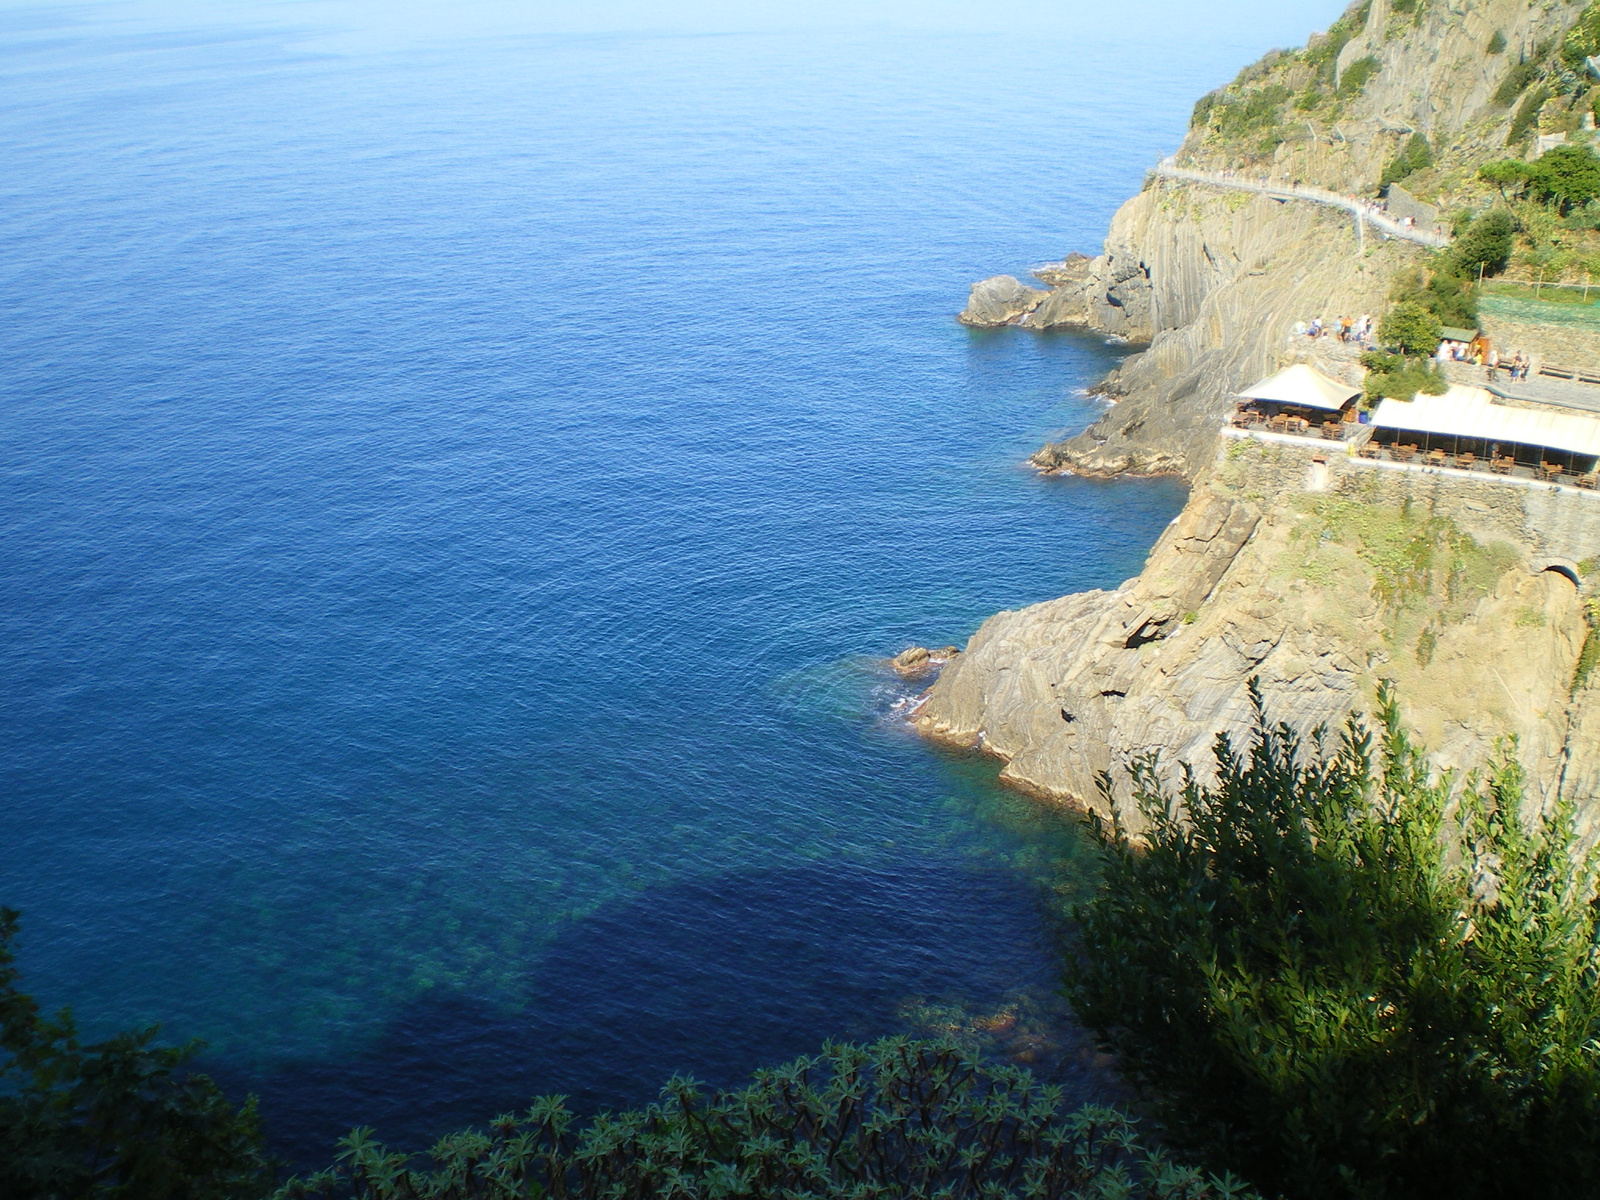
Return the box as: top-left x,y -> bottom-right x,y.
0,0 -> 1340,1168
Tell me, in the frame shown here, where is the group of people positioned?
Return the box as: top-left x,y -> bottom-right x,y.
1436,338 -> 1532,379
1495,350 -> 1532,380
1294,314 -> 1374,345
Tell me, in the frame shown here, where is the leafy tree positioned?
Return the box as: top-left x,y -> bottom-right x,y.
1358,351 -> 1448,402
1378,133 -> 1432,191
1378,301 -> 1442,355
1527,143 -> 1600,214
0,909 -> 272,1200
1479,157 -> 1531,201
278,1040 -> 1255,1200
1450,209 -> 1515,277
1420,266 -> 1478,325
1068,683 -> 1600,1200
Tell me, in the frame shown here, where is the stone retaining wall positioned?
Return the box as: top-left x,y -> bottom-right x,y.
1218,430 -> 1600,573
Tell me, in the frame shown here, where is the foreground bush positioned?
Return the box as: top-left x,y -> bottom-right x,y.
0,909 -> 272,1200
1069,682 -> 1600,1200
280,1040 -> 1253,1200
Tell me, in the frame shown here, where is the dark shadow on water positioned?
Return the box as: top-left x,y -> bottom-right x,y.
222,859 -> 1120,1174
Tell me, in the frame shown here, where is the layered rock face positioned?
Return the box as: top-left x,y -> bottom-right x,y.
1003,0 -> 1584,480
917,438 -> 1600,827
927,0 -> 1600,814
1032,188 -> 1400,477
958,276 -> 1049,327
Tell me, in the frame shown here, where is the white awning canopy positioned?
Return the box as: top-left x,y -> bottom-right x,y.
1238,364 -> 1361,411
1371,385 -> 1600,457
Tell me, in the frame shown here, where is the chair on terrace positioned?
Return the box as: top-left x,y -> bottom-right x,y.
1394,444 -> 1416,463
1358,442 -> 1380,459
1457,451 -> 1476,471
1490,456 -> 1512,475
1579,472 -> 1598,490
1428,449 -> 1447,468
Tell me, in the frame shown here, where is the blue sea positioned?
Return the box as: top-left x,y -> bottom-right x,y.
0,0 -> 1340,1170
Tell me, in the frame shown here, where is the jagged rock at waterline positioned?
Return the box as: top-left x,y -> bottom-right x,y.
891,645 -> 960,678
1029,252 -> 1091,289
957,276 -> 1048,327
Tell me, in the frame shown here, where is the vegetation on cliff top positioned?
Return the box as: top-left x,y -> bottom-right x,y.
1069,683 -> 1600,1200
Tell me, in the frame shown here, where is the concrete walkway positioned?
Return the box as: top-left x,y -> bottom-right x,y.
1149,159 -> 1451,250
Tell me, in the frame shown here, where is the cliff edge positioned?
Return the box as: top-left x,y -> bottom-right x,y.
986,0 -> 1581,479
926,0 -> 1600,817
918,437 -> 1600,827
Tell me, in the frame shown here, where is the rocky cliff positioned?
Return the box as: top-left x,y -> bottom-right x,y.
917,437 -> 1600,828
926,0 -> 1600,814
978,0 -> 1592,480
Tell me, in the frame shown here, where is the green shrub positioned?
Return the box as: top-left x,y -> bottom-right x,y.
1574,599 -> 1600,695
1422,265 -> 1479,325
1379,301 -> 1443,355
1069,682 -> 1600,1200
278,1041 -> 1255,1200
1451,209 -> 1515,276
1359,350 -> 1448,402
1379,133 -> 1432,190
1207,84 -> 1292,144
1525,142 -> 1600,214
1508,85 -> 1551,144
1488,30 -> 1507,55
1304,1 -> 1372,78
1493,60 -> 1541,108
1563,201 -> 1600,232
1563,2 -> 1600,68
1337,55 -> 1380,98
0,909 -> 273,1200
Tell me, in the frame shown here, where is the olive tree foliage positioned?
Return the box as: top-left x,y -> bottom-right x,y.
278,1040 -> 1255,1200
1448,209 -> 1515,278
0,908 -> 273,1200
1376,301 -> 1441,355
1478,146 -> 1600,215
1068,683 -> 1600,1200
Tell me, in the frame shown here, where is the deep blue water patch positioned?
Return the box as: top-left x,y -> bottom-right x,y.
0,0 -> 1332,1169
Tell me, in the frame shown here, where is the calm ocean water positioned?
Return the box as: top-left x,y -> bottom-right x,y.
0,0 -> 1339,1168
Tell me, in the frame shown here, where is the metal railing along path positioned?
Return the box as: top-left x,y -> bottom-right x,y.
1148,159 -> 1451,250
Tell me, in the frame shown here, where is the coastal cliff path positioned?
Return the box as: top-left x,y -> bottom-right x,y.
1149,159 -> 1451,250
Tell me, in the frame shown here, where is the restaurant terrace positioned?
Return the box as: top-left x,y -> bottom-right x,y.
1359,385 -> 1600,486
1230,364 -> 1363,440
